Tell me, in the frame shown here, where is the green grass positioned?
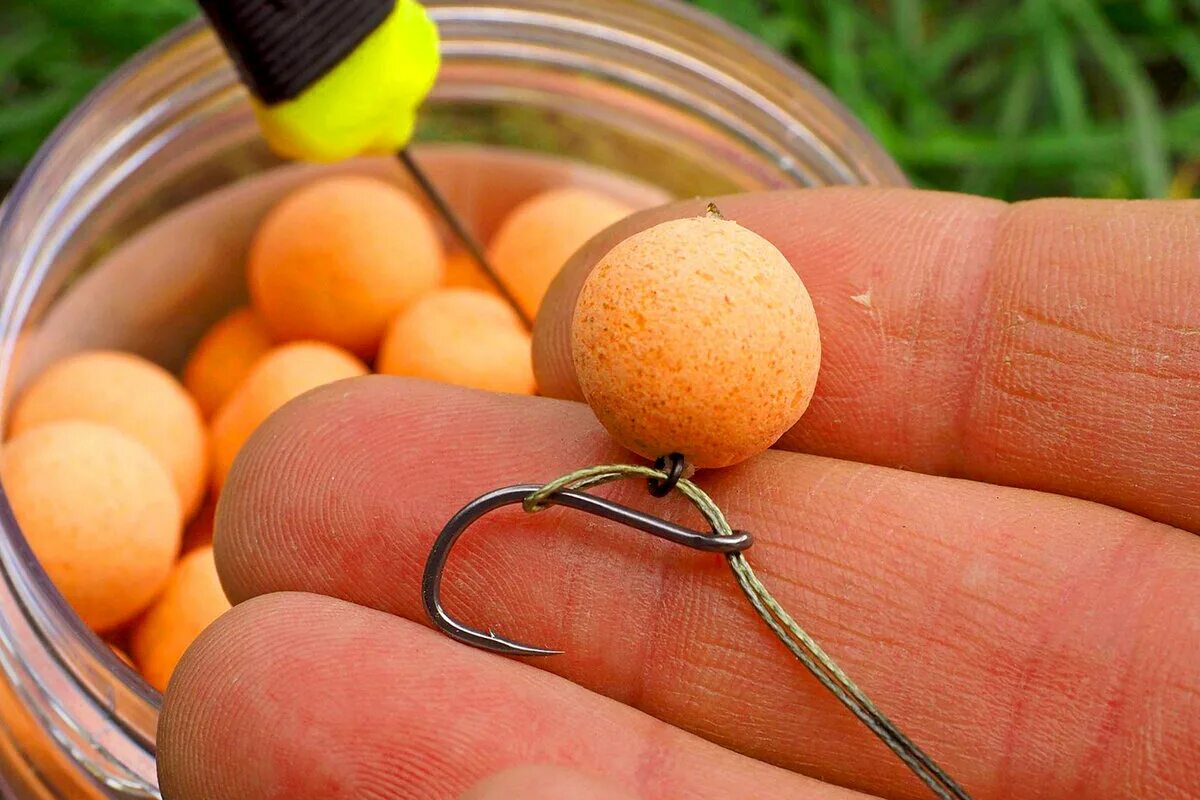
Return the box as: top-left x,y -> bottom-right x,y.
0,1 -> 196,187
2,0 -> 1198,199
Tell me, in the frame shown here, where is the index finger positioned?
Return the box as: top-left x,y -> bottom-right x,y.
533,188 -> 1200,532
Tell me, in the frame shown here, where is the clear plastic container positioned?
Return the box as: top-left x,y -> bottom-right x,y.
0,1 -> 905,796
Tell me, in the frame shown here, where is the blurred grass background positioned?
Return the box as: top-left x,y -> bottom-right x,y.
1,0 -> 1198,200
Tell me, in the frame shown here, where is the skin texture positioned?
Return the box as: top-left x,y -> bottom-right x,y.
459,766 -> 642,799
159,188 -> 1200,800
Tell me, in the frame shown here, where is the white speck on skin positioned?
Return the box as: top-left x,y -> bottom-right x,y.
1004,312 -> 1027,331
851,290 -> 873,309
960,556 -> 997,592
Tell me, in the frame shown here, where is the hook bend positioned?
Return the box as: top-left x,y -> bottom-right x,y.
422,484 -> 753,657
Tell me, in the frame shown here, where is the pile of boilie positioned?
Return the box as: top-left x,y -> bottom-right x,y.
1,174 -> 635,691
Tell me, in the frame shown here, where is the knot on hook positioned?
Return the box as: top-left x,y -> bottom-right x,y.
522,458 -> 691,514
647,453 -> 687,497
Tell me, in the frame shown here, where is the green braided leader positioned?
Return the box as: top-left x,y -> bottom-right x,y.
525,462 -> 971,800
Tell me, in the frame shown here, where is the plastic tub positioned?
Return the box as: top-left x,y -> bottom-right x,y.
0,1 -> 905,796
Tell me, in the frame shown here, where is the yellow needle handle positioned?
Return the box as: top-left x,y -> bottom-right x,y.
252,0 -> 440,162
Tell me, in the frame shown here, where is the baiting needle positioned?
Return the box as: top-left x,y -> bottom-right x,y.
195,0 -> 531,327
395,148 -> 533,330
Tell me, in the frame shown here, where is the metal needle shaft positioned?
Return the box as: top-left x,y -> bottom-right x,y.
396,148 -> 533,331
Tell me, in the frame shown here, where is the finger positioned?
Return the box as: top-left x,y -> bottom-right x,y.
460,765 -> 639,800
216,378 -> 1200,800
158,592 -> 864,800
533,188 -> 1200,532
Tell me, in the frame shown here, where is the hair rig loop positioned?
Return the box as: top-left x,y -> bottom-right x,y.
647,452 -> 687,497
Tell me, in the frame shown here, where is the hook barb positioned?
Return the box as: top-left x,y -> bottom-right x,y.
422,484 -> 753,657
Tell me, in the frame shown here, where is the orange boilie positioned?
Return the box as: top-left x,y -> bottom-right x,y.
572,213 -> 822,469
249,175 -> 444,358
183,307 -> 275,419
2,422 -> 182,633
378,289 -> 536,396
210,341 -> 369,489
10,351 -> 209,519
489,187 -> 635,320
131,545 -> 231,692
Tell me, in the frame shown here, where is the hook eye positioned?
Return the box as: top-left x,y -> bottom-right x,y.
422,484 -> 753,657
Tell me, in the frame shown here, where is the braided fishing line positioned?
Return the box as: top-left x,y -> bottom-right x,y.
425,460 -> 974,800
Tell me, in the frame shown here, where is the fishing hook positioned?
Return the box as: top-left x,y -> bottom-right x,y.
421,483 -> 753,657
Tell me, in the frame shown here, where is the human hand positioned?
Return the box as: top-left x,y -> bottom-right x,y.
158,188 -> 1200,800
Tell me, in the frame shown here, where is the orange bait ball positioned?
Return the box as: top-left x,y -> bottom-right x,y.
377,289 -> 536,395
183,307 -> 274,418
1,422 -> 182,632
11,351 -> 209,518
489,187 -> 634,320
131,545 -> 230,692
249,175 -> 444,358
210,341 -> 368,489
442,250 -> 500,296
571,212 -> 821,469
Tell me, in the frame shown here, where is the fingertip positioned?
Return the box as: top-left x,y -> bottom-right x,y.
460,765 -> 640,800
212,374 -> 396,605
157,594 -> 288,800
159,592 -> 425,800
